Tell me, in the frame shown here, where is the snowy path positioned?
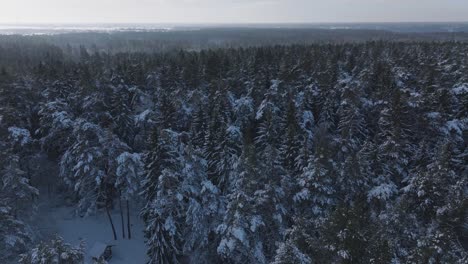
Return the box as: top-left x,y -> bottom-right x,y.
36,197 -> 148,264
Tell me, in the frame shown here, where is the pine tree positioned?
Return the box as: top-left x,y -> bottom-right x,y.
0,154 -> 38,216
337,84 -> 369,202
294,88 -> 315,173
110,84 -> 135,146
403,140 -> 467,263
180,143 -> 223,263
217,145 -> 267,264
0,204 -> 33,262
38,99 -> 75,158
203,87 -> 231,188
254,81 -> 291,257
294,124 -> 337,217
369,87 -> 413,204
272,241 -> 312,264
19,236 -> 85,264
280,93 -> 302,174
142,129 -> 184,264
115,151 -> 144,239
60,120 -> 128,216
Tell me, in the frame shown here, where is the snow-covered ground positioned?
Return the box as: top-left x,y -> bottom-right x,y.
35,196 -> 147,264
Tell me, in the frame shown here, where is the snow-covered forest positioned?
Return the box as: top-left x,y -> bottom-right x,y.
0,32 -> 467,263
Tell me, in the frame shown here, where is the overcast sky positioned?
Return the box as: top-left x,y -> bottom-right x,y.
0,0 -> 467,24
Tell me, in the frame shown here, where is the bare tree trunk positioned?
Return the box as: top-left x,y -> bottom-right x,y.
127,200 -> 131,239
106,206 -> 118,240
119,192 -> 126,239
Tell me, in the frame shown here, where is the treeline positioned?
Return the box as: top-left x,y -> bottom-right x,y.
0,40 -> 467,263
1,28 -> 468,71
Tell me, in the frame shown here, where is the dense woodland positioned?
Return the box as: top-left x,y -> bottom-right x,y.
0,33 -> 467,263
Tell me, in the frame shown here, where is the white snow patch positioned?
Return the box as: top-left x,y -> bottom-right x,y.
8,127 -> 31,145
232,227 -> 248,246
4,235 -> 20,247
452,83 -> 468,95
368,183 -> 397,201
134,110 -> 152,124
217,238 -> 236,254
250,216 -> 264,232
293,189 -> 310,202
37,202 -> 147,264
201,180 -> 219,194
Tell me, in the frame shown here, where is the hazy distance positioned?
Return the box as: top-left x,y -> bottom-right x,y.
0,0 -> 467,24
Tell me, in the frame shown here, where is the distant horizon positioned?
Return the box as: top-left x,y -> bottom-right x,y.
2,21 -> 468,36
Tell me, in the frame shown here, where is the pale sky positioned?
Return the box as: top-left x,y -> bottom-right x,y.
0,0 -> 467,24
